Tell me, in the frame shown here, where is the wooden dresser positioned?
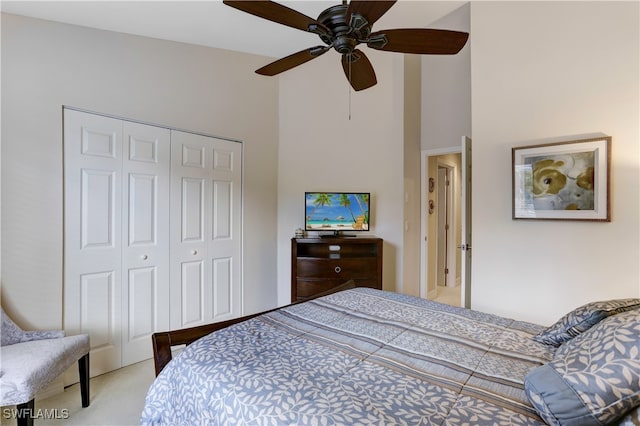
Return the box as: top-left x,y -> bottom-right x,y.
291,237 -> 383,302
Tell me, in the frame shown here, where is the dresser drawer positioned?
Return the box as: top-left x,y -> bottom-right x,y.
296,258 -> 378,279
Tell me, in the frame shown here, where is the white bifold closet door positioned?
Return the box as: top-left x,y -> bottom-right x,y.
64,109 -> 242,379
64,109 -> 171,376
169,131 -> 242,330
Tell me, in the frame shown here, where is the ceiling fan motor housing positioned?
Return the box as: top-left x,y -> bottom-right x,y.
318,4 -> 370,55
334,36 -> 356,54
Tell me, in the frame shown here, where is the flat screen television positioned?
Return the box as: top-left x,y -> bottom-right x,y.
305,192 -> 370,235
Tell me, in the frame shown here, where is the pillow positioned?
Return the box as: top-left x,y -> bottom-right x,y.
533,298 -> 640,347
525,309 -> 640,426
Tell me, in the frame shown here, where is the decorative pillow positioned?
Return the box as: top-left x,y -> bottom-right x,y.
533,298 -> 640,347
525,309 -> 640,426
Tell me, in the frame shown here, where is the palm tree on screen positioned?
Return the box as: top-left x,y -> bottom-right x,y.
355,193 -> 369,222
307,193 -> 333,220
338,193 -> 357,223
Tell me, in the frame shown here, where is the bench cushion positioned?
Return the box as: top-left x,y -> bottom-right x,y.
0,334 -> 89,406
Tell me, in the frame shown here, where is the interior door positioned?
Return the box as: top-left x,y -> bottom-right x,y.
170,131 -> 242,330
436,167 -> 449,287
121,121 -> 170,366
64,109 -> 124,377
460,136 -> 472,308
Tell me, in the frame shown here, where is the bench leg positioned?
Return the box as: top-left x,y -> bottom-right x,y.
16,399 -> 34,426
78,353 -> 90,407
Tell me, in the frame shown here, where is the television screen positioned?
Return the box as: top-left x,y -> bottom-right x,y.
305,192 -> 370,232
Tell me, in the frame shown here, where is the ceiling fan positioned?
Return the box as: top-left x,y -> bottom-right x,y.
223,0 -> 469,91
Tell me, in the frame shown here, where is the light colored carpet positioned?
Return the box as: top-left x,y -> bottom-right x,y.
2,358 -> 155,426
433,285 -> 461,307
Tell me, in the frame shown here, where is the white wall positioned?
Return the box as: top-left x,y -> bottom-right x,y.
276,50 -> 405,306
470,2 -> 640,325
422,3 -> 471,151
1,14 -> 280,328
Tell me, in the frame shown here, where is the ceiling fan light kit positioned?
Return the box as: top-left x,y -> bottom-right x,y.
223,0 -> 469,91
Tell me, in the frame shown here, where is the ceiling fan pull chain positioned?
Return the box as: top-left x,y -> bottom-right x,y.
348,54 -> 352,120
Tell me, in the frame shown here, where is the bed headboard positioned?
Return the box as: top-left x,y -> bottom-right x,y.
151,280 -> 357,376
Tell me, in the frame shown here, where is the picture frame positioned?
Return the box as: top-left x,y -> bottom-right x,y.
512,136 -> 611,221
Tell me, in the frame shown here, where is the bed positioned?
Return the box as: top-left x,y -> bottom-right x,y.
141,284 -> 639,425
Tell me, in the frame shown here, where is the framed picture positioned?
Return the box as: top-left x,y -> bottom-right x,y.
512,136 -> 611,221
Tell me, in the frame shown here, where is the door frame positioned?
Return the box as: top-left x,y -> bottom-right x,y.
420,147 -> 461,300
460,136 -> 472,309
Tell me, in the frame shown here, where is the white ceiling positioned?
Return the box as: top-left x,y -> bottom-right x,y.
0,1 -> 466,59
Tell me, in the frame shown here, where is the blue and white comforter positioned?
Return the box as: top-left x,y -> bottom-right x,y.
141,288 -> 556,425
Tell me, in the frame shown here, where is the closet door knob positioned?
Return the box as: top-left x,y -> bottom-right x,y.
191,250 -> 198,255
141,254 -> 148,260
334,266 -> 342,274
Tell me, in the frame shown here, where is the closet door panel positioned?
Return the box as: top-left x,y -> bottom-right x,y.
127,266 -> 156,339
212,257 -> 233,317
182,178 -> 205,242
128,174 -> 156,245
170,131 -> 211,329
121,121 -> 170,366
210,140 -> 242,322
181,260 -> 205,326
64,109 -> 123,378
171,131 -> 242,329
79,271 -> 119,372
212,180 -> 232,239
81,169 -> 116,248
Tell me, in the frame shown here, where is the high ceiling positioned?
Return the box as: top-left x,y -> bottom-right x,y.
1,1 -> 466,59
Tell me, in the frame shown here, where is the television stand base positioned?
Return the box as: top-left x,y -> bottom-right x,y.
319,231 -> 357,238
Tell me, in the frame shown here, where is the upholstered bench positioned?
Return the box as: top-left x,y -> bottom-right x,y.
0,308 -> 90,426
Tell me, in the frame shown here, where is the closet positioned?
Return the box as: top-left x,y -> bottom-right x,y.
63,108 -> 242,377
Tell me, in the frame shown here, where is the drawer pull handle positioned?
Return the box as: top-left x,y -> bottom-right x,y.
334,266 -> 342,273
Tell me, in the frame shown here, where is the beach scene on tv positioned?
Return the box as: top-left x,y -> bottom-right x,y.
305,192 -> 370,231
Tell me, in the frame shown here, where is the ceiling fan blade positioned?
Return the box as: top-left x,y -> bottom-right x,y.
223,0 -> 329,34
368,28 -> 469,54
346,1 -> 396,27
256,46 -> 329,76
341,49 -> 377,91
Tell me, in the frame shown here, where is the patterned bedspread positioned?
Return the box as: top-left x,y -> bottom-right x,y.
141,288 -> 556,425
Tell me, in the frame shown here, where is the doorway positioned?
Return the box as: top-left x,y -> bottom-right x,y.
436,165 -> 452,287
420,150 -> 463,306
